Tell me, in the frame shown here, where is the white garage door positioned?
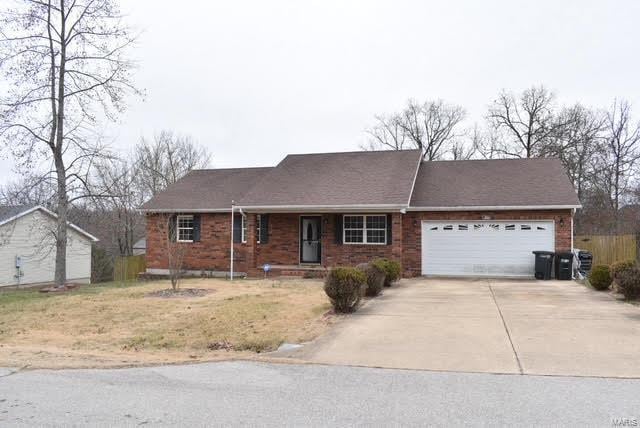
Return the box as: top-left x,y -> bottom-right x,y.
421,220 -> 555,277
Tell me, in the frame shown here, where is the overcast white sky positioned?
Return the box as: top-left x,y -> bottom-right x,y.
4,0 -> 640,177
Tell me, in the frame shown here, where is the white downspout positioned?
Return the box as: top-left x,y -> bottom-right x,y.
571,208 -> 575,251
230,201 -> 235,281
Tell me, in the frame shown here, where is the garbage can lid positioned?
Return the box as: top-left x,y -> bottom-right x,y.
532,251 -> 555,255
555,252 -> 574,259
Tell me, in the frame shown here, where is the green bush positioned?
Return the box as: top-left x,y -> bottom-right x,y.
615,266 -> 640,300
373,258 -> 401,287
610,260 -> 636,280
356,262 -> 385,297
323,267 -> 367,313
588,265 -> 612,291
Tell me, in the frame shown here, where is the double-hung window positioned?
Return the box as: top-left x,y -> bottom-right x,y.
256,214 -> 261,244
177,215 -> 194,242
241,216 -> 248,243
343,215 -> 387,244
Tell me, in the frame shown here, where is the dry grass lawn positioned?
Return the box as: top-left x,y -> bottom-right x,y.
0,278 -> 331,369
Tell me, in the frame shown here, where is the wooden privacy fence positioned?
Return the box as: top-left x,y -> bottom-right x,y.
574,234 -> 638,266
114,255 -> 146,281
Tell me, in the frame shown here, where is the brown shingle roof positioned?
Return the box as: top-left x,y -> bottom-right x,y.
409,158 -> 581,209
140,152 -> 581,212
237,149 -> 422,207
140,167 -> 273,211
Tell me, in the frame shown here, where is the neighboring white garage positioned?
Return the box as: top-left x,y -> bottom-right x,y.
0,205 -> 98,287
421,220 -> 555,277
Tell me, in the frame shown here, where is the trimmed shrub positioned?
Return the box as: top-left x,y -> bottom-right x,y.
588,264 -> 612,291
323,267 -> 367,313
611,260 -> 636,280
615,266 -> 640,300
373,258 -> 401,287
356,262 -> 385,297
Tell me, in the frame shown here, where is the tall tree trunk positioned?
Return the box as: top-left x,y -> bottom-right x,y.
53,0 -> 67,287
614,155 -> 620,233
54,156 -> 68,286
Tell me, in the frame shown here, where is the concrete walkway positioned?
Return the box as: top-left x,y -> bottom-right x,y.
277,278 -> 640,377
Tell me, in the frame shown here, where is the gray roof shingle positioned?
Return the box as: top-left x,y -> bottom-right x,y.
0,205 -> 36,223
0,204 -> 99,241
409,157 -> 581,208
140,152 -> 581,212
237,150 -> 422,207
140,167 -> 273,211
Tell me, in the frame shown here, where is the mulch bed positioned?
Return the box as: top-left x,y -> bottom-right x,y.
145,288 -> 214,298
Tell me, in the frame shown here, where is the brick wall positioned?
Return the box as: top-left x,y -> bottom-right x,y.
401,209 -> 573,278
255,213 -> 299,266
250,213 -> 403,275
145,213 -> 248,274
146,212 -> 404,277
322,213 -> 402,268
146,209 -> 572,279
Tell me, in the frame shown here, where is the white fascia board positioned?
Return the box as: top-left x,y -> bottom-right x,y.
141,205 -> 408,213
407,154 -> 423,207
0,205 -> 100,242
138,208 -> 231,213
407,204 -> 582,212
0,205 -> 42,228
236,204 -> 408,213
37,206 -> 100,242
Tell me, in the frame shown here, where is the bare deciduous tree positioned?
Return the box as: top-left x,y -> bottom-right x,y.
0,174 -> 56,207
135,130 -> 211,199
597,100 -> 640,224
0,0 -> 139,286
93,158 -> 144,257
541,104 -> 605,201
164,214 -> 188,291
365,99 -> 466,160
363,113 -> 409,151
450,124 -> 483,160
486,86 -> 568,158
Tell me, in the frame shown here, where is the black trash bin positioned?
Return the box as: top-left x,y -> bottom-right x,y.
532,251 -> 554,280
555,252 -> 574,280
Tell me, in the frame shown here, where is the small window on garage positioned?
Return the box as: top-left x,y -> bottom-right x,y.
520,224 -> 531,230
430,226 -> 438,231
489,224 -> 500,230
537,225 -> 546,230
443,225 -> 453,231
505,224 -> 515,231
474,224 -> 484,230
458,224 -> 468,231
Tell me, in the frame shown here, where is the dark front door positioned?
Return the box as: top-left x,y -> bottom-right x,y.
300,216 -> 321,264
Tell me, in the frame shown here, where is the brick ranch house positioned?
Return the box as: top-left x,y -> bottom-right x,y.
140,149 -> 581,278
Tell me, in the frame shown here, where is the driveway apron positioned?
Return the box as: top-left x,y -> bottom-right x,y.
277,278 -> 640,378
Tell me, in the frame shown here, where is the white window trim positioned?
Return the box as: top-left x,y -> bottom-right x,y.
241,215 -> 247,244
343,214 -> 387,245
256,214 -> 261,244
176,214 -> 194,243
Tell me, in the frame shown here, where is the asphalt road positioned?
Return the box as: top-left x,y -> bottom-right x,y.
1,361 -> 639,427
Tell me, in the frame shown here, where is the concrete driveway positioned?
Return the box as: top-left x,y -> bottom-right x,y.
277,278 -> 640,378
